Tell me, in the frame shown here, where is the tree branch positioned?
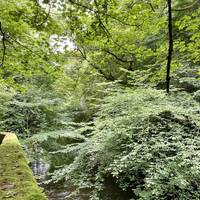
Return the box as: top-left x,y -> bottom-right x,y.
67,0 -> 136,53
8,35 -> 45,59
68,0 -> 94,12
148,2 -> 156,12
76,47 -> 116,81
173,0 -> 200,11
36,0 -> 53,27
103,49 -> 135,64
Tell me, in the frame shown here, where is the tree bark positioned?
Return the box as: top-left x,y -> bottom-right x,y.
0,22 -> 6,67
166,0 -> 173,93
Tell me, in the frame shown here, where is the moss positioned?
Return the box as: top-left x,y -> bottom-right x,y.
0,133 -> 47,200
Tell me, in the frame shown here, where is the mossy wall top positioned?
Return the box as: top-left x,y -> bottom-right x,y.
0,132 -> 47,200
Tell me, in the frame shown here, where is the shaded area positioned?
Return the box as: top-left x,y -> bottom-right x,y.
30,160 -> 88,200
30,160 -> 133,200
0,133 -> 5,144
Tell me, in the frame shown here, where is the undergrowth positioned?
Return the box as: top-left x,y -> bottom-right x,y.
47,88 -> 200,200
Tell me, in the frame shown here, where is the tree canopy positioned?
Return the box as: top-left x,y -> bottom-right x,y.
0,0 -> 200,199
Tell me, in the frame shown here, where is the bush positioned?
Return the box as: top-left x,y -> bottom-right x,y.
0,86 -> 66,137
50,88 -> 200,200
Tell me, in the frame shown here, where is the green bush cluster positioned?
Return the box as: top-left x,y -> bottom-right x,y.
0,84 -> 67,137
49,88 -> 200,200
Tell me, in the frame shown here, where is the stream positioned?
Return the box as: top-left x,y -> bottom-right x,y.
30,160 -> 79,200
30,160 -> 132,200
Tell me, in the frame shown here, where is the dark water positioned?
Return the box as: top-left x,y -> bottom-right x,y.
30,160 -> 68,199
31,160 -> 48,182
30,160 -> 89,200
30,160 -> 132,200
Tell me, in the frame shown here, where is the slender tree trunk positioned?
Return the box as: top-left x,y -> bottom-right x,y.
0,22 -> 6,67
166,0 -> 173,93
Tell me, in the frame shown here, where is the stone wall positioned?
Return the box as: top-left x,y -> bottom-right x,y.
0,132 -> 47,200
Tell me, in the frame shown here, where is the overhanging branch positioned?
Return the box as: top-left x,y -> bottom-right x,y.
36,0 -> 53,27
173,0 -> 200,11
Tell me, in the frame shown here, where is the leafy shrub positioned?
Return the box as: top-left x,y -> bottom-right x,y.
50,88 -> 200,200
194,90 -> 200,102
26,129 -> 87,172
0,82 -> 15,120
0,86 -> 67,137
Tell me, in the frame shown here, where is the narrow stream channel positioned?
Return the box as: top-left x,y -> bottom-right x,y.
30,160 -> 132,200
30,160 -> 78,200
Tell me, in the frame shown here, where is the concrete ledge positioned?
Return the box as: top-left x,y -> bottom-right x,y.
0,132 -> 19,144
0,132 -> 47,200
0,133 -> 5,144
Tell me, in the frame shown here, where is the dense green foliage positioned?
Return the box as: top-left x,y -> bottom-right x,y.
1,0 -> 200,199
32,89 -> 200,199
